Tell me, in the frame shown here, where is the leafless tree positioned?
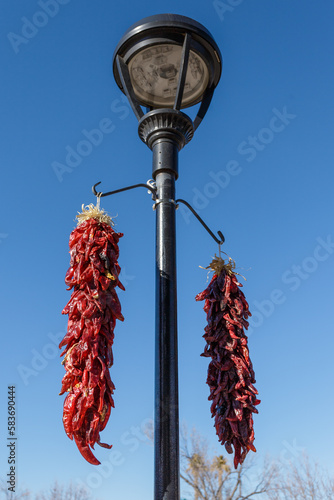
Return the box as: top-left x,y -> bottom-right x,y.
35,482 -> 93,500
268,453 -> 334,500
0,481 -> 96,500
0,479 -> 30,500
180,426 -> 278,500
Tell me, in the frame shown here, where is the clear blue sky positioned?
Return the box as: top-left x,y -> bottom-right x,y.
1,1 -> 334,498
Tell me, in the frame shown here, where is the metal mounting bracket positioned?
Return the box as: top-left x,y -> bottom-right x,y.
92,181 -> 225,245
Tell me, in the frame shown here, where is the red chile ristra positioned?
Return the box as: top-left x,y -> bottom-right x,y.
59,204 -> 124,465
195,256 -> 260,469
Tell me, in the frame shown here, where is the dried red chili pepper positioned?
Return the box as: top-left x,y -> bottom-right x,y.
195,255 -> 260,469
59,204 -> 124,465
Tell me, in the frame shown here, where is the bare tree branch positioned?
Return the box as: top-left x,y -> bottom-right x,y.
35,482 -> 94,500
268,452 -> 334,500
180,427 -> 278,500
0,479 -> 30,500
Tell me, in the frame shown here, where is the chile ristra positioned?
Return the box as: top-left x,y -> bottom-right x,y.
196,255 -> 260,469
59,204 -> 124,465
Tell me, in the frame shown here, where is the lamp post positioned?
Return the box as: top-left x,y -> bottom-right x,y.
112,14 -> 222,500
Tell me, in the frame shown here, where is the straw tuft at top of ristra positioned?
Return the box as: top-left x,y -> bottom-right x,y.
205,254 -> 237,277
76,204 -> 114,226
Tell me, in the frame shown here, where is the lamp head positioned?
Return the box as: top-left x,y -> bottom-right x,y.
113,14 -> 222,111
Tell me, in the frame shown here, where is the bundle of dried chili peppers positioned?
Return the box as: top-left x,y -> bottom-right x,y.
59,203 -> 124,465
195,254 -> 260,469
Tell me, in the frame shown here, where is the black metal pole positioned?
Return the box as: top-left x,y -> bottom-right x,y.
138,108 -> 194,500
153,138 -> 180,500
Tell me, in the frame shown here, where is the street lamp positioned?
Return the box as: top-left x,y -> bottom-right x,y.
113,13 -> 222,134
99,13 -> 222,500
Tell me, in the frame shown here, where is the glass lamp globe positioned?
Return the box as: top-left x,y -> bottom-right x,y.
128,43 -> 210,108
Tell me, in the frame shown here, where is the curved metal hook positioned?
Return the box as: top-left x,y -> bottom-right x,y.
176,198 -> 225,245
93,182 -> 103,196
92,181 -> 157,200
